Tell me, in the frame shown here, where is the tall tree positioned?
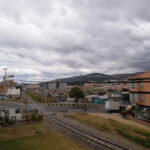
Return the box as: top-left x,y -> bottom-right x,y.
69,87 -> 85,103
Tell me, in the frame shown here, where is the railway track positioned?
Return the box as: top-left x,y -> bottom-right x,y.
44,114 -> 131,150
24,94 -> 131,150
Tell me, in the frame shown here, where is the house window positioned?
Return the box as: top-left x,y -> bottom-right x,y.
130,93 -> 137,103
15,108 -> 21,114
141,94 -> 145,103
140,82 -> 144,89
131,83 -> 137,89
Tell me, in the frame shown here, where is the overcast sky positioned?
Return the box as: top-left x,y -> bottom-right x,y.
0,0 -> 150,81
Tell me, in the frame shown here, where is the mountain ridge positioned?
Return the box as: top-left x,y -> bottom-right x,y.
54,72 -> 145,82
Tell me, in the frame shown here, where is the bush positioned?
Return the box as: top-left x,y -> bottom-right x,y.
23,113 -> 43,122
0,117 -> 16,126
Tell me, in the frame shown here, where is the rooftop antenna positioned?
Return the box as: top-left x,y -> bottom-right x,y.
2,66 -> 8,111
80,73 -> 82,87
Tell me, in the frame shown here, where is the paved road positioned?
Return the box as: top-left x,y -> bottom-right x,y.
36,103 -> 106,114
22,92 -> 106,114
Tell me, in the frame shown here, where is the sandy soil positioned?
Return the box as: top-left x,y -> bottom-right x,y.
89,113 -> 150,130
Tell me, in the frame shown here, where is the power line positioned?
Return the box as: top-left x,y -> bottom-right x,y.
0,14 -> 89,52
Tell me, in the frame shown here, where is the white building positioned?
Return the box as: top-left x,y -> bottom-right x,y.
0,102 -> 24,120
7,87 -> 21,98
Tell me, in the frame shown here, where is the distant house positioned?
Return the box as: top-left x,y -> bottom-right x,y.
7,87 -> 21,98
0,101 -> 24,120
59,83 -> 67,91
86,95 -> 108,104
23,84 -> 40,90
0,80 -> 17,94
48,83 -> 57,91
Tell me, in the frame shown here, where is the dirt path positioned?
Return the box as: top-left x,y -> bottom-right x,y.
89,113 -> 150,130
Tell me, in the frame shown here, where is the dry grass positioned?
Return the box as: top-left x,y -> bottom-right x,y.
66,113 -> 150,148
0,123 -> 46,140
0,123 -> 89,150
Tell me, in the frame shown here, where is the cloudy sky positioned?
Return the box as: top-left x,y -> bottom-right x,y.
0,0 -> 150,81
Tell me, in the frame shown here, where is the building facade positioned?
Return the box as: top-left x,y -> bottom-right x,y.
7,87 -> 21,98
129,72 -> 150,121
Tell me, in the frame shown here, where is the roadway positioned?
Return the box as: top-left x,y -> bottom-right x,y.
22,92 -> 106,114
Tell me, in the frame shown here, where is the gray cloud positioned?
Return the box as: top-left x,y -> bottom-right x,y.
0,0 -> 150,81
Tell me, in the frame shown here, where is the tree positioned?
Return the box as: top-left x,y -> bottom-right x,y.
69,87 -> 85,103
122,93 -> 129,101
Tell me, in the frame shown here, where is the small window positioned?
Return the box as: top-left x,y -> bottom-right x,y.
131,83 -> 137,89
130,93 -> 137,103
140,82 -> 144,89
141,94 -> 145,103
15,108 -> 21,114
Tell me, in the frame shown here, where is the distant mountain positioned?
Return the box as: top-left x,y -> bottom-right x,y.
54,72 -> 144,83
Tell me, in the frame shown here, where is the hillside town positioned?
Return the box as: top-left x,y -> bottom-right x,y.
0,1 -> 150,150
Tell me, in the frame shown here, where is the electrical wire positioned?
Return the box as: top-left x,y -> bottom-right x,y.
0,14 -> 89,52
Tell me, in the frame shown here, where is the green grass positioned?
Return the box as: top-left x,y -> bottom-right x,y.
66,113 -> 150,148
0,123 -> 89,150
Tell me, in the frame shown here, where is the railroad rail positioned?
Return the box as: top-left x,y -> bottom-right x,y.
44,114 -> 131,150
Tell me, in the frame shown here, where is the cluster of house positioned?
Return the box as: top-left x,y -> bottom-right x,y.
21,71 -> 150,122
83,82 -> 130,91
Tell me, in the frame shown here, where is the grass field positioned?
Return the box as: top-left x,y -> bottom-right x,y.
0,123 -> 89,150
66,113 -> 150,148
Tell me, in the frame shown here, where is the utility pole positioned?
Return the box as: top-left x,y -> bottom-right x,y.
3,67 -> 8,116
43,80 -> 46,104
3,67 -> 8,96
4,68 -> 7,80
80,73 -> 82,87
21,81 -> 26,112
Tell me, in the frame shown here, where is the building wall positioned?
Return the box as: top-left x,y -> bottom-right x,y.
11,107 -> 22,120
0,107 -> 23,120
129,72 -> 150,107
136,93 -> 150,106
